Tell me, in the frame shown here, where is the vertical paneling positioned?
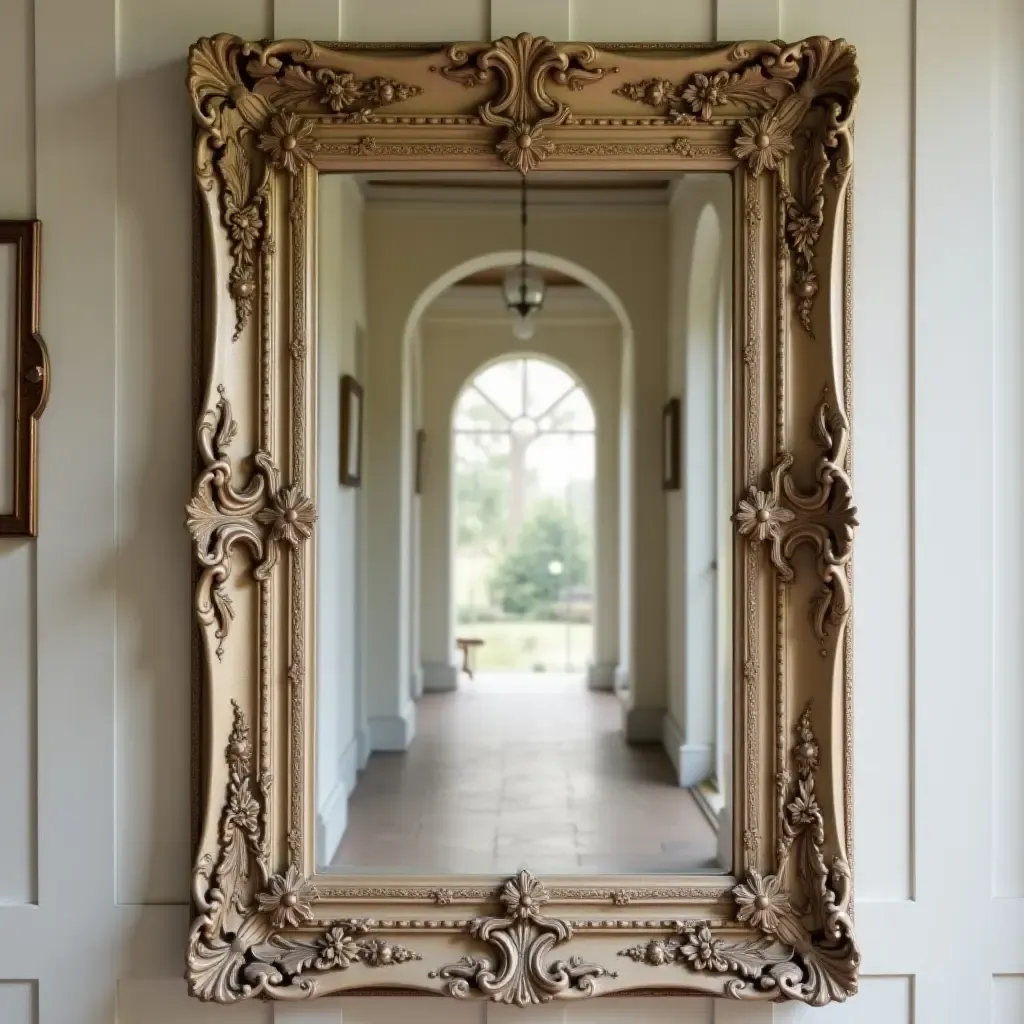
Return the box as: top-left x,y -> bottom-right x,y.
565,999 -> 713,1023
0,981 -> 36,1024
993,976 -> 1024,1024
912,0 -> 996,1020
490,0 -> 569,39
0,540 -> 35,905
774,976 -> 912,1022
336,997 -> 484,1023
117,979 -> 272,1022
113,0 -> 273,906
0,0 -> 37,913
992,0 -> 1024,900
569,0 -> 713,41
783,0 -> 914,903
342,0 -> 488,42
33,0 -> 119,1016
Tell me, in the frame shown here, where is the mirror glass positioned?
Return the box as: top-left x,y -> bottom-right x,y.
313,170 -> 734,876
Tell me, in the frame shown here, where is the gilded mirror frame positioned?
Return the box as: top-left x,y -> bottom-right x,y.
186,33 -> 859,1007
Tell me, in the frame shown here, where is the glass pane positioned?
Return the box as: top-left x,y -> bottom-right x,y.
454,385 -> 510,432
538,386 -> 595,432
474,359 -> 525,418
524,358 -> 576,417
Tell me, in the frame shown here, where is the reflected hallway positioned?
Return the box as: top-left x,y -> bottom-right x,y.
329,675 -> 718,874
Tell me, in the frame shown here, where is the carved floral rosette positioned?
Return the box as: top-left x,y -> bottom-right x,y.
187,31 -> 859,1006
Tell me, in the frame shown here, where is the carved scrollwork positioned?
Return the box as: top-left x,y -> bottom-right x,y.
187,704 -> 421,1002
436,34 -> 617,173
620,707 -> 859,1005
736,399 -> 857,641
429,871 -> 617,1004
185,387 -> 317,658
617,37 -> 857,332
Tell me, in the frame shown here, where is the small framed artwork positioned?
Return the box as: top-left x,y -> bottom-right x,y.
414,428 -> 426,495
661,397 -> 681,491
0,221 -> 49,537
339,373 -> 363,487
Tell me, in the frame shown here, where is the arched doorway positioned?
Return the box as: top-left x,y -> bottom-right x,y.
452,356 -> 596,678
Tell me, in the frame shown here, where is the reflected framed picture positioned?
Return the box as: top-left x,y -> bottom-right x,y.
414,428 -> 425,495
661,396 -> 681,491
0,220 -> 49,537
339,373 -> 363,487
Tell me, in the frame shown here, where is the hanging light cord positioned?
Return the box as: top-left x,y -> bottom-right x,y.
519,175 -> 528,310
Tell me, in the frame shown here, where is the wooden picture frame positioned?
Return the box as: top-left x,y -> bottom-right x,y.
661,397 -> 681,491
339,373 -> 363,487
186,33 -> 860,1007
0,221 -> 49,537
414,428 -> 425,495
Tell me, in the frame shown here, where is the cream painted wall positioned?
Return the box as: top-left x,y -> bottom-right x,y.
364,199 -> 669,744
0,0 -> 1019,1022
664,174 -> 733,792
314,176 -> 367,865
416,307 -> 622,682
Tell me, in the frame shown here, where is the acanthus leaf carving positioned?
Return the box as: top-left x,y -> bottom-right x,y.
430,870 -> 616,1004
187,706 -> 422,1002
436,34 -> 617,173
735,399 -> 857,642
190,35 -> 276,343
247,54 -> 423,121
616,37 -> 857,332
186,387 -> 317,659
620,706 -> 859,1005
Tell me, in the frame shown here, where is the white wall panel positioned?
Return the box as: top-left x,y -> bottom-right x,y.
775,976 -> 911,1022
0,981 -> 37,1024
343,0 -> 488,42
570,0 -> 713,42
565,999 -> 713,1023
993,0 -> 1024,900
993,976 -> 1024,1024
118,980 -> 271,1023
783,0 -> 914,904
0,540 -> 35,905
0,0 -> 37,917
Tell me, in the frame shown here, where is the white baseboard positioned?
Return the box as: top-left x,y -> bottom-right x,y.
622,704 -> 664,743
314,736 -> 360,865
356,725 -> 370,769
586,661 -> 617,691
368,702 -> 416,751
410,666 -> 424,700
421,661 -> 460,692
662,714 -> 714,787
614,665 -> 630,692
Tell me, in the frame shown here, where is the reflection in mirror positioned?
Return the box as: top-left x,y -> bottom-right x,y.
314,171 -> 733,876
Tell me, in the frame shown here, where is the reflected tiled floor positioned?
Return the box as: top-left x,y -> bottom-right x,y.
330,674 -> 719,875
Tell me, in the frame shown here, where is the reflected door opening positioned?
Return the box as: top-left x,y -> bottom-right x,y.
453,357 -> 595,682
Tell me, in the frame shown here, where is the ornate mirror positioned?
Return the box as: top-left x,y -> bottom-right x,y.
186,33 -> 859,1007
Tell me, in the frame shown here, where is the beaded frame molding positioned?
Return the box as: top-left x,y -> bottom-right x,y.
186,33 -> 859,1006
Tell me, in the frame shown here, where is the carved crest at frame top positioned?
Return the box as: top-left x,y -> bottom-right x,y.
187,31 -> 860,1010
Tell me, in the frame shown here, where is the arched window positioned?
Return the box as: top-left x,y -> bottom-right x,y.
452,357 -> 596,675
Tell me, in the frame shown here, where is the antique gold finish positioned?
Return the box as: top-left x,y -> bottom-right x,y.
0,220 -> 49,537
187,32 -> 860,1006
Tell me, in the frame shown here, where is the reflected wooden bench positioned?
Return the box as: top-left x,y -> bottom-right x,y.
455,637 -> 484,680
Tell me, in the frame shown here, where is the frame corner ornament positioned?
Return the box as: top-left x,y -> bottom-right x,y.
188,31 -> 860,1008
619,706 -> 860,1005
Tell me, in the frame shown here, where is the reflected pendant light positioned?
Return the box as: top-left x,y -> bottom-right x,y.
501,176 -> 545,341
